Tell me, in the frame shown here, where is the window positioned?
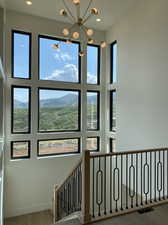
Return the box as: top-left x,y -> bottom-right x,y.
11,86 -> 31,134
86,137 -> 99,152
9,31 -> 102,158
39,36 -> 80,83
110,138 -> 116,153
111,41 -> 117,83
38,138 -> 80,156
87,91 -> 100,130
87,45 -> 100,84
12,30 -> 31,79
38,88 -> 80,132
110,90 -> 116,132
11,141 -> 30,159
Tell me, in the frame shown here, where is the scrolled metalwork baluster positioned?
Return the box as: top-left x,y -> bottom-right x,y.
141,152 -> 143,206
136,153 -> 138,207
129,154 -> 135,208
157,151 -> 163,201
113,155 -> 120,212
104,156 -> 107,215
96,157 -> 103,217
110,155 -> 112,213
163,150 -> 165,200
150,151 -> 152,203
143,152 -> 149,204
120,154 -> 123,210
92,158 -> 95,218
126,154 -> 128,209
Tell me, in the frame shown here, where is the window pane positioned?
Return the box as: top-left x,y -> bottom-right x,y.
39,36 -> 79,82
87,45 -> 99,84
110,138 -> 116,152
11,141 -> 30,159
111,42 -> 117,83
86,137 -> 99,151
110,91 -> 116,131
87,91 -> 99,130
12,87 -> 30,133
39,89 -> 80,132
38,139 -> 79,156
12,31 -> 31,78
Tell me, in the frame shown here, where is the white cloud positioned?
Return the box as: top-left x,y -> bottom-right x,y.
53,52 -> 73,62
45,64 -> 78,82
87,72 -> 97,84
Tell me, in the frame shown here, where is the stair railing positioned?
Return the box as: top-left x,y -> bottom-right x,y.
54,147 -> 168,224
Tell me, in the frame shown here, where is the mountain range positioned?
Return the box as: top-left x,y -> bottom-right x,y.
14,93 -> 97,108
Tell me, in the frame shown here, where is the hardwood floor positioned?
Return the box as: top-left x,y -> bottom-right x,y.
4,204 -> 168,225
5,210 -> 53,225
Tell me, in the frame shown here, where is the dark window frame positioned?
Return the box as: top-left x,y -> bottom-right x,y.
38,35 -> 81,83
11,85 -> 31,134
110,41 -> 117,84
11,30 -> 32,80
87,44 -> 101,85
37,137 -> 80,157
87,90 -> 100,131
110,90 -> 116,132
86,136 -> 100,152
110,138 -> 116,153
38,87 -> 81,133
11,140 -> 31,159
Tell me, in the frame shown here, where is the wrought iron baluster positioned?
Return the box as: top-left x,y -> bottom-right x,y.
150,151 -> 152,203
110,155 -> 112,213
96,157 -> 103,217
120,155 -> 123,210
113,155 -> 120,212
129,154 -> 135,208
157,151 -> 163,201
154,151 -> 157,202
126,154 -> 128,209
92,158 -> 95,218
143,152 -> 149,204
141,152 -> 143,205
163,150 -> 165,200
104,156 -> 107,215
136,153 -> 138,207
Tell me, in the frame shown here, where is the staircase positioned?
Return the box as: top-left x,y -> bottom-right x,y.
53,148 -> 168,224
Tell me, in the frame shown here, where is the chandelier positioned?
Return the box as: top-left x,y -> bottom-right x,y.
54,0 -> 107,56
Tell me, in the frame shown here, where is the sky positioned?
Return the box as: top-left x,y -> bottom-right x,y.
13,33 -> 99,102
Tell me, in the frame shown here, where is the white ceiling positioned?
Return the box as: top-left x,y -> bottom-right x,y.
2,0 -> 137,31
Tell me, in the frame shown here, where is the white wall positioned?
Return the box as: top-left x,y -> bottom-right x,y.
106,0 -> 168,151
4,11 -> 106,218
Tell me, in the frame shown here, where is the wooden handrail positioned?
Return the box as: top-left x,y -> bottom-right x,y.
57,157 -> 82,192
90,147 -> 168,158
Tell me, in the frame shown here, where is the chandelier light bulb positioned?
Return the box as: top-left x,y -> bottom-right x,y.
88,38 -> 94,44
66,39 -> 72,44
52,44 -> 59,49
91,8 -> 99,15
100,41 -> 107,48
79,51 -> 85,57
72,0 -> 80,5
62,28 -> 70,36
86,29 -> 94,37
72,31 -> 80,39
59,9 -> 67,16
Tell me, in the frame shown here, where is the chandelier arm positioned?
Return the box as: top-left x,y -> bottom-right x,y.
82,13 -> 93,25
82,0 -> 93,21
62,0 -> 77,22
76,3 -> 80,20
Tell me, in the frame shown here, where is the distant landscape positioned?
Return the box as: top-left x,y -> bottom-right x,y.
13,93 -> 98,132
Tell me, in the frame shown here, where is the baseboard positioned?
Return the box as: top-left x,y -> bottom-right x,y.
5,202 -> 52,218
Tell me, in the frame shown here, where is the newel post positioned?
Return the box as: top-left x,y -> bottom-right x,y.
53,185 -> 59,224
80,150 -> 91,224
